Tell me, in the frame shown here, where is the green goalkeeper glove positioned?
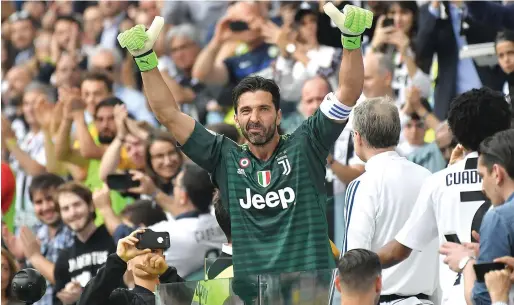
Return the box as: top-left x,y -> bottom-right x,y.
323,3 -> 373,50
117,16 -> 164,72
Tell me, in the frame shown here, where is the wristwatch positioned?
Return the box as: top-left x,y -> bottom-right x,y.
286,43 -> 296,55
458,256 -> 475,272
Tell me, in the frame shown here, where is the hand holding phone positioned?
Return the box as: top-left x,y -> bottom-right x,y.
136,229 -> 170,250
474,262 -> 506,282
229,21 -> 249,32
444,232 -> 461,244
382,17 -> 394,28
106,173 -> 140,191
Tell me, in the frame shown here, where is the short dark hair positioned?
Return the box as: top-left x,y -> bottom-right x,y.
338,249 -> 382,293
81,71 -> 113,93
232,76 -> 281,113
495,30 -> 514,46
213,189 -> 231,241
448,88 -> 511,152
182,163 -> 215,213
478,129 -> 514,178
29,173 -> 65,202
55,14 -> 82,30
207,123 -> 239,143
94,97 -> 124,118
120,199 -> 168,227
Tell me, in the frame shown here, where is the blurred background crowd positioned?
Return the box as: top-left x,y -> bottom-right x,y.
1,1 -> 514,305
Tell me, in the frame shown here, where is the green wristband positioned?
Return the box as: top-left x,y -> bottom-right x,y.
341,35 -> 362,50
134,50 -> 158,72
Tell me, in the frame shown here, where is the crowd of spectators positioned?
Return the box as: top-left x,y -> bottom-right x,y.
1,1 -> 514,305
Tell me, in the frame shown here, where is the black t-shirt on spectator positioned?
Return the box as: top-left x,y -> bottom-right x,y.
53,225 -> 116,298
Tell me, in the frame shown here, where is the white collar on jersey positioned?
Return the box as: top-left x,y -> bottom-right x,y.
222,243 -> 232,255
365,150 -> 400,171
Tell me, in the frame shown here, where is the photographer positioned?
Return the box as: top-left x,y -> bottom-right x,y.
77,229 -> 184,305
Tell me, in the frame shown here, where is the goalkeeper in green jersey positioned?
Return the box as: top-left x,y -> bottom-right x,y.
118,4 -> 373,277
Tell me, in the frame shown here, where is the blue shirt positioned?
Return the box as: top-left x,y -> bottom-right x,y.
472,192 -> 514,305
32,223 -> 74,305
407,142 -> 447,173
114,84 -> 158,127
224,43 -> 277,84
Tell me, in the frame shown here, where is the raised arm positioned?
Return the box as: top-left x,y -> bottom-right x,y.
98,105 -> 127,182
321,4 -> 372,117
117,18 -> 195,145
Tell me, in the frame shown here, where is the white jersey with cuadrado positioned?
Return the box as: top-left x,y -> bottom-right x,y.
396,152 -> 489,305
150,213 -> 227,277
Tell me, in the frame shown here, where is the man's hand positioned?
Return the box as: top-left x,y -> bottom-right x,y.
127,170 -> 157,196
485,269 -> 511,303
370,15 -> 395,50
1,116 -> 15,140
439,242 -> 475,272
113,104 -> 128,139
494,256 -> 514,282
212,15 -> 234,45
2,223 -> 24,260
117,229 -> 152,262
449,144 -> 465,165
35,96 -> 54,131
261,21 -> 290,52
59,87 -> 84,121
323,4 -> 373,50
19,226 -> 41,259
388,29 -> 410,54
92,185 -> 112,211
57,282 -> 82,305
404,87 -> 422,114
134,253 -> 169,276
117,16 -> 164,71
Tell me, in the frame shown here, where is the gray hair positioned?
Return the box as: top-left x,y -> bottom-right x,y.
353,96 -> 400,149
87,46 -> 124,70
165,23 -> 202,49
373,52 -> 395,76
24,81 -> 56,103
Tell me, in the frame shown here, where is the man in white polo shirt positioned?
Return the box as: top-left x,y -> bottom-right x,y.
343,96 -> 438,304
377,88 -> 512,305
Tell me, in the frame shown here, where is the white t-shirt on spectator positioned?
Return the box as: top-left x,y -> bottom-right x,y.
344,151 -> 438,296
150,212 -> 227,277
396,152 -> 487,305
10,130 -> 46,229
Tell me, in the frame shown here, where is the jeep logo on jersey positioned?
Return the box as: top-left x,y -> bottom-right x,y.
257,170 -> 271,187
239,187 -> 296,209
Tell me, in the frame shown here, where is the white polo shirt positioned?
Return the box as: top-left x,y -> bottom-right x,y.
396,152 -> 487,305
150,212 -> 227,277
344,151 -> 438,296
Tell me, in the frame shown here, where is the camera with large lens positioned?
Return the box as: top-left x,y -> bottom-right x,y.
11,268 -> 47,305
